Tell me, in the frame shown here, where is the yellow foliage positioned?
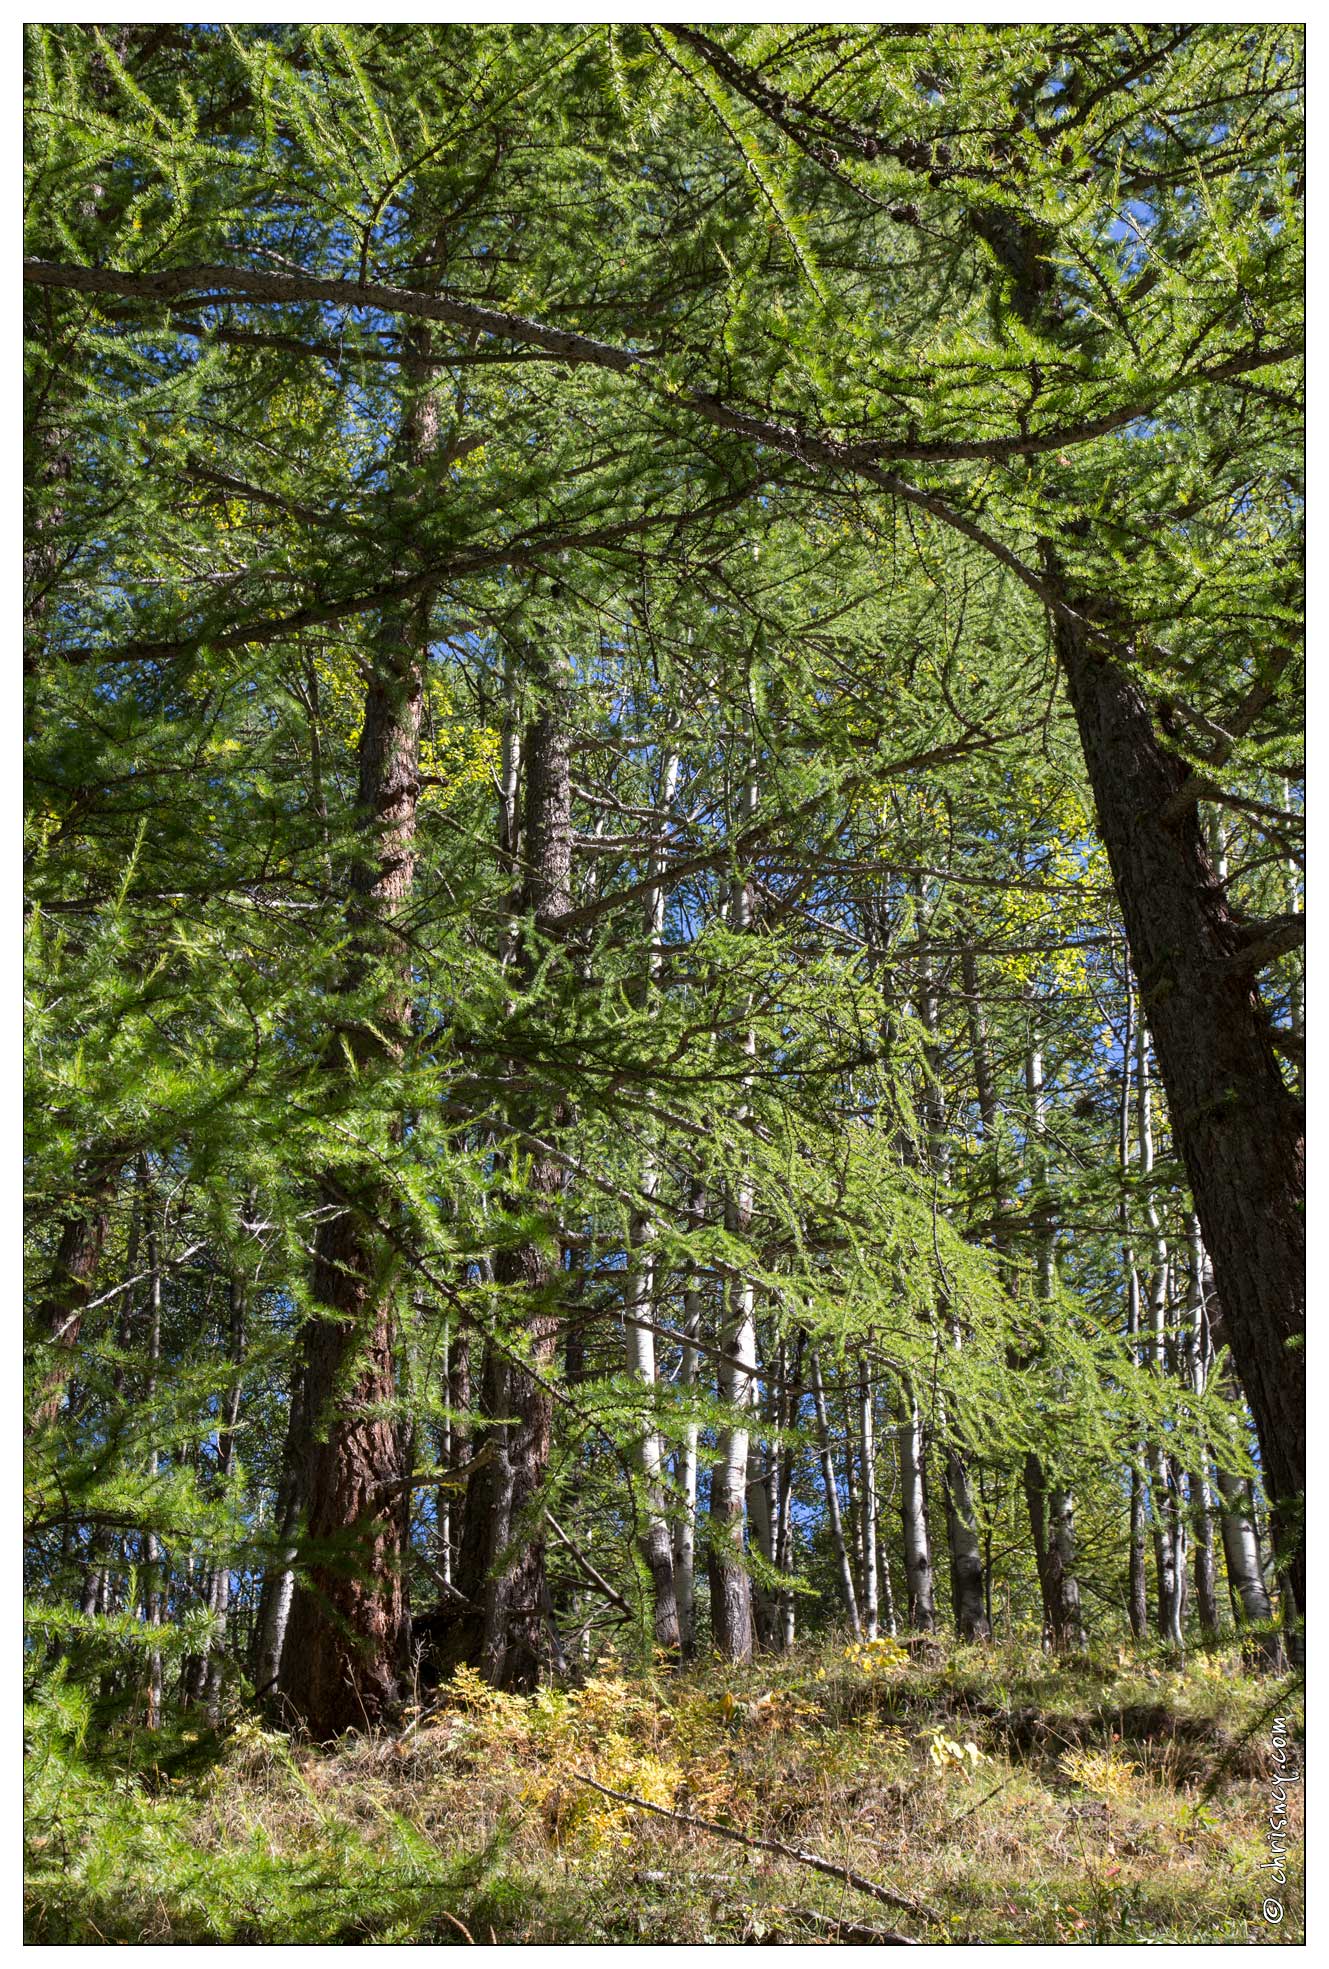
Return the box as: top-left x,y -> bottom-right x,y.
311,647 -> 500,809
925,1729 -> 987,1781
1058,1747 -> 1139,1799
843,1636 -> 909,1677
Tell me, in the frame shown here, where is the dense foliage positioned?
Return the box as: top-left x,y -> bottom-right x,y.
25,19 -> 1301,1832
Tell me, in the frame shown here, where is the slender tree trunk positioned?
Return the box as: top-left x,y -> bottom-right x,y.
144,1222 -> 163,1730
917,910 -> 988,1642
810,1349 -> 860,1638
858,1359 -> 879,1641
774,1335 -> 801,1651
708,763 -> 758,1664
674,1182 -> 704,1657
1186,1219 -> 1220,1640
1215,1468 -> 1284,1670
203,1270 -> 245,1722
1022,1453 -> 1085,1653
254,1368 -> 306,1704
625,746 -> 681,1650
1117,974 -> 1150,1644
473,645 -> 574,1690
898,1387 -> 936,1632
1024,1027 -> 1084,1649
747,1428 -> 779,1650
1135,1023 -> 1184,1647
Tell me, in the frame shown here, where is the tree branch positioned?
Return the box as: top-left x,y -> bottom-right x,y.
567,1769 -> 939,1926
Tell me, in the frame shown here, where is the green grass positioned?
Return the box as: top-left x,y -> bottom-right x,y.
24,1638 -> 1303,1944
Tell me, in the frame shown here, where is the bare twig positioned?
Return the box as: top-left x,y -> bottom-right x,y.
545,1512 -> 634,1616
785,1905 -> 917,1945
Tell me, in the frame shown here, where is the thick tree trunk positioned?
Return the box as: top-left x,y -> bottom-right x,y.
282,1217 -> 410,1735
944,1443 -> 990,1642
281,336 -> 437,1735
975,198 -> 1302,1623
1056,616 -> 1304,1615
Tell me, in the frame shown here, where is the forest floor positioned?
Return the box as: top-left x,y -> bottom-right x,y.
25,1636 -> 1302,1945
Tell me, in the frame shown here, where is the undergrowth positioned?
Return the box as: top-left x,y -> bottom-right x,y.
24,1637 -> 1303,1944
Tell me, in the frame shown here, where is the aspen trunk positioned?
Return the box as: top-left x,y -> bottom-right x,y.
144,1223 -> 163,1730
1136,1023 -> 1183,1647
898,1388 -> 936,1632
674,1182 -> 705,1657
1025,1027 -> 1084,1648
624,746 -> 680,1650
1216,1467 -> 1284,1670
858,1359 -> 879,1641
254,1369 -> 306,1704
810,1349 -> 860,1638
708,763 -> 758,1664
1186,1220 -> 1220,1639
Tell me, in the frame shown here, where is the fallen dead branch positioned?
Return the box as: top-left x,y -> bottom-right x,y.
785,1904 -> 916,1945
568,1769 -> 939,1928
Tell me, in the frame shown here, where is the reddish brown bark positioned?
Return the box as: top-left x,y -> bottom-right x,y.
280,357 -> 435,1736
28,1178 -> 114,1433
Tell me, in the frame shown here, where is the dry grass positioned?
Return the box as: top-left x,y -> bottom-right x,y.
25,1637 -> 1303,1943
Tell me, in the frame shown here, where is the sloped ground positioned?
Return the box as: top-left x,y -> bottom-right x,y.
25,1638 -> 1303,1944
